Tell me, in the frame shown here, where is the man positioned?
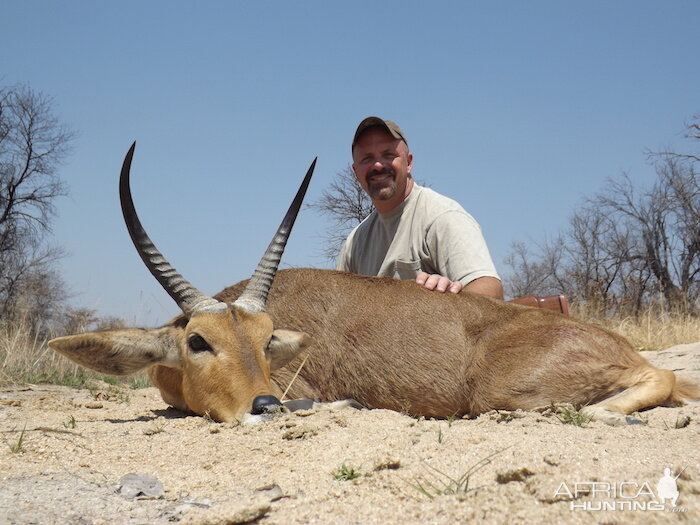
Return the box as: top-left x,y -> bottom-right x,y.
336,116 -> 504,300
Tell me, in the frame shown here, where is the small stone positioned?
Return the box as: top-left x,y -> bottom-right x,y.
84,402 -> 103,409
255,483 -> 285,501
117,473 -> 164,499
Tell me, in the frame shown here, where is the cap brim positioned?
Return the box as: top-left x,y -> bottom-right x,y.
352,117 -> 404,148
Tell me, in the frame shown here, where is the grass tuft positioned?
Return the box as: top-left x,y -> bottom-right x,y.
664,415 -> 691,430
143,423 -> 166,436
675,415 -> 691,428
333,463 -> 361,481
129,376 -> 151,389
6,424 -> 27,454
437,426 -> 445,444
556,406 -> 593,427
410,449 -> 504,500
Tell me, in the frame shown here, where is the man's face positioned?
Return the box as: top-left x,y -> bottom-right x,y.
352,127 -> 413,211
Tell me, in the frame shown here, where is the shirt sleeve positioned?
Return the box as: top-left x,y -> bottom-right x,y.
424,210 -> 500,285
335,233 -> 354,272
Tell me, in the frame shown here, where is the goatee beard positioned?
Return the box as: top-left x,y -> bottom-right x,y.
367,168 -> 397,201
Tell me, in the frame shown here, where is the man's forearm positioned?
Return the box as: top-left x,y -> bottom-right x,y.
463,276 -> 504,300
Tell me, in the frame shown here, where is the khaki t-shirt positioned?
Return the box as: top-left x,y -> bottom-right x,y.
336,184 -> 499,285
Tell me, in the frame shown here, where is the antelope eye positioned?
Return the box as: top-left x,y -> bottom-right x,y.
188,334 -> 211,353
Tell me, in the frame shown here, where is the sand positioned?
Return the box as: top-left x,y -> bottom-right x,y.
1,343 -> 698,524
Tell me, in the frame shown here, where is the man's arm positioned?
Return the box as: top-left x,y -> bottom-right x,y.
419,210 -> 502,298
415,272 -> 503,299
463,276 -> 503,299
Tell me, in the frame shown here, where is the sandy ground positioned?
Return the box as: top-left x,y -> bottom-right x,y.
1,343 -> 698,525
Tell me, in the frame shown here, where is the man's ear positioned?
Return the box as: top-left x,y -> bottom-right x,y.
48,326 -> 182,376
266,329 -> 310,371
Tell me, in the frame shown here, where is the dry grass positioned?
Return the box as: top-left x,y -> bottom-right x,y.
571,304 -> 700,351
0,321 -> 148,388
1,305 -> 698,387
1,322 -> 77,386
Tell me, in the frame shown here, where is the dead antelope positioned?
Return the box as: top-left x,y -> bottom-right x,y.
49,145 -> 699,425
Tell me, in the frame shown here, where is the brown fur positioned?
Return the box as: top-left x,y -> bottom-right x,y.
217,269 -> 697,419
51,268 -> 699,423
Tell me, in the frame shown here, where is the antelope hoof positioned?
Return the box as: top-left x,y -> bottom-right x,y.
581,406 -> 645,426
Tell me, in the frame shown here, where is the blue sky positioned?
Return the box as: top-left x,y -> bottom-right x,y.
3,1 -> 699,325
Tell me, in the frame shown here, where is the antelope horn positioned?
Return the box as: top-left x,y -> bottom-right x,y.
119,142 -> 225,317
234,157 -> 317,314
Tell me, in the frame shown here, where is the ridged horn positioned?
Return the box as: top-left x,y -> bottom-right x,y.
234,157 -> 317,313
119,143 -> 225,317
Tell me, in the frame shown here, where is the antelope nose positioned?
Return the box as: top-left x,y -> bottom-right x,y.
251,395 -> 283,415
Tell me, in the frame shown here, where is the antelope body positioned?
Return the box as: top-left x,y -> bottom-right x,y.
49,145 -> 699,424
210,270 -> 698,422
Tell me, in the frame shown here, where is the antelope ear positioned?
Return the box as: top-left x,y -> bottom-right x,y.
266,329 -> 310,371
48,327 -> 182,376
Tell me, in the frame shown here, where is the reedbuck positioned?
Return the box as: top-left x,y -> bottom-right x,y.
49,145 -> 699,425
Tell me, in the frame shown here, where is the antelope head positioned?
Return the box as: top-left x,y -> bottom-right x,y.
49,144 -> 316,422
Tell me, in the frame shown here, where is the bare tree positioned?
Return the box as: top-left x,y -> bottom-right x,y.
0,84 -> 75,322
504,239 -> 561,298
505,116 -> 699,315
306,164 -> 372,262
592,116 -> 699,313
649,113 -> 700,163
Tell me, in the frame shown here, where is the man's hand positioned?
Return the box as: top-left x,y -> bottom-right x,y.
415,271 -> 463,294
415,273 -> 504,299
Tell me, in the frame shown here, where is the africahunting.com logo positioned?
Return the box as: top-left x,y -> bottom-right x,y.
555,467 -> 688,512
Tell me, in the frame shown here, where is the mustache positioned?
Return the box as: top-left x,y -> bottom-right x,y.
366,168 -> 395,183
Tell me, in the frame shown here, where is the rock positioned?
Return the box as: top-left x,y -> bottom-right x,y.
117,473 -> 164,499
255,483 -> 285,501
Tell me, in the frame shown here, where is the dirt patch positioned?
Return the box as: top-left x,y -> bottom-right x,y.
1,344 -> 698,524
